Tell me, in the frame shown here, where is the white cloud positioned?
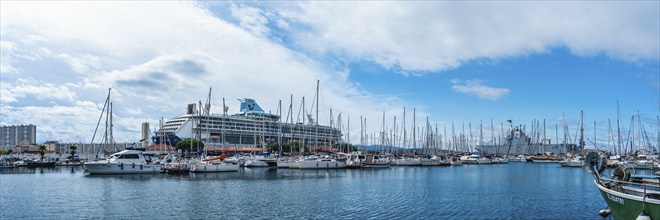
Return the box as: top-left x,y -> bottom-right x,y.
451,79 -> 509,101
8,2 -> 651,145
280,2 -> 659,72
8,78 -> 77,102
123,107 -> 144,115
0,82 -> 18,103
57,53 -> 101,74
0,1 -> 415,143
230,4 -> 271,37
0,41 -> 20,74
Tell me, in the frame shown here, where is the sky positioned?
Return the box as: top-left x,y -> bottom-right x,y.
1,1 -> 659,150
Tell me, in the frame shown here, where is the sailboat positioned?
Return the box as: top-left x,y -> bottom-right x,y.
294,81 -> 346,169
560,112 -> 586,167
190,94 -> 239,173
191,152 -> 239,172
83,89 -> 162,174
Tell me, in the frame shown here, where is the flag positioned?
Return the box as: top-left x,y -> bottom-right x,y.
507,120 -> 512,123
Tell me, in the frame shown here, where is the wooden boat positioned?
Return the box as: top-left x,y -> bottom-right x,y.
586,152 -> 660,220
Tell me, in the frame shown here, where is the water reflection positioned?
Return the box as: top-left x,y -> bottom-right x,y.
1,163 -> 606,219
188,171 -> 242,181
0,166 -> 84,174
84,173 -> 160,181
0,166 -> 36,174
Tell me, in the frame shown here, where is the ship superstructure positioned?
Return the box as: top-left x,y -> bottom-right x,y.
154,98 -> 342,148
475,126 -> 579,156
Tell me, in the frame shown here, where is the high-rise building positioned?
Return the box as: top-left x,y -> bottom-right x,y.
141,122 -> 150,147
1,124 -> 37,149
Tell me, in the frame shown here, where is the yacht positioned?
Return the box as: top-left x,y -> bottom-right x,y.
297,155 -> 346,169
191,158 -> 239,172
83,150 -> 162,174
559,155 -> 584,167
466,154 -> 491,164
244,155 -> 276,167
362,154 -> 390,168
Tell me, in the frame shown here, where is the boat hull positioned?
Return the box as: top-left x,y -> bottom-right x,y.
362,163 -> 390,168
559,161 -> 583,167
83,162 -> 162,174
531,159 -> 559,163
298,160 -> 346,169
276,160 -> 292,168
595,181 -> 660,220
244,160 -> 270,167
404,159 -> 422,166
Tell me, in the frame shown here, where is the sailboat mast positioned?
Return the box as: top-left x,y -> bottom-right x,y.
608,119 -> 613,154
479,120 -> 484,156
315,80 -> 319,153
110,101 -> 115,153
616,101 -> 622,155
413,108 -> 416,153
302,97 -> 305,154
347,115 -> 350,147
435,123 -> 438,155
222,98 -> 226,153
451,122 -> 455,154
402,107 -> 406,151
278,100 -> 282,156
580,111 -> 585,149
393,116 -> 397,152
443,126 -> 447,153
382,111 -> 385,153
360,116 -> 363,147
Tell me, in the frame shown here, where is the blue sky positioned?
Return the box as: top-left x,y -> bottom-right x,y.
1,1 -> 658,150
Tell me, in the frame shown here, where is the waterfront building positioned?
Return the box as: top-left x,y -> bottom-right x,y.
1,124 -> 37,150
141,122 -> 150,147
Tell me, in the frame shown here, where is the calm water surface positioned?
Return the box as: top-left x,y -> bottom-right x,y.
1,163 -> 605,219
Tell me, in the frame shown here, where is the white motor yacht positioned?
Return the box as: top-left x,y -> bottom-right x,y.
83,150 -> 162,174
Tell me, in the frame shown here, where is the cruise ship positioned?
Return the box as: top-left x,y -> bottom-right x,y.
474,126 -> 580,156
153,98 -> 342,149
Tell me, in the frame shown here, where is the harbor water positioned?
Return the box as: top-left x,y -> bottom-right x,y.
1,163 -> 605,219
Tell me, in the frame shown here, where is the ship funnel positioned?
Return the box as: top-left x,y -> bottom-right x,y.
239,98 -> 265,113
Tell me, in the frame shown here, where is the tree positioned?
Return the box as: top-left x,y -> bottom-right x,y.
175,138 -> 204,155
38,145 -> 47,162
340,143 -> 357,153
69,145 -> 77,159
267,141 -> 310,154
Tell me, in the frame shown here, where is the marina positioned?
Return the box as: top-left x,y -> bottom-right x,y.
1,83 -> 658,220
2,162 -> 609,219
1,1 -> 659,220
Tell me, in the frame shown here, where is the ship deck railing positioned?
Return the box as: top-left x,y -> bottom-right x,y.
599,177 -> 660,198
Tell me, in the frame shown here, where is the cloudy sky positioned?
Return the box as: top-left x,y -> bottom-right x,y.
1,1 -> 659,149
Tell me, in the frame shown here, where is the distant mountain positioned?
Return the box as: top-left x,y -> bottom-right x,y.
353,145 -> 406,152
